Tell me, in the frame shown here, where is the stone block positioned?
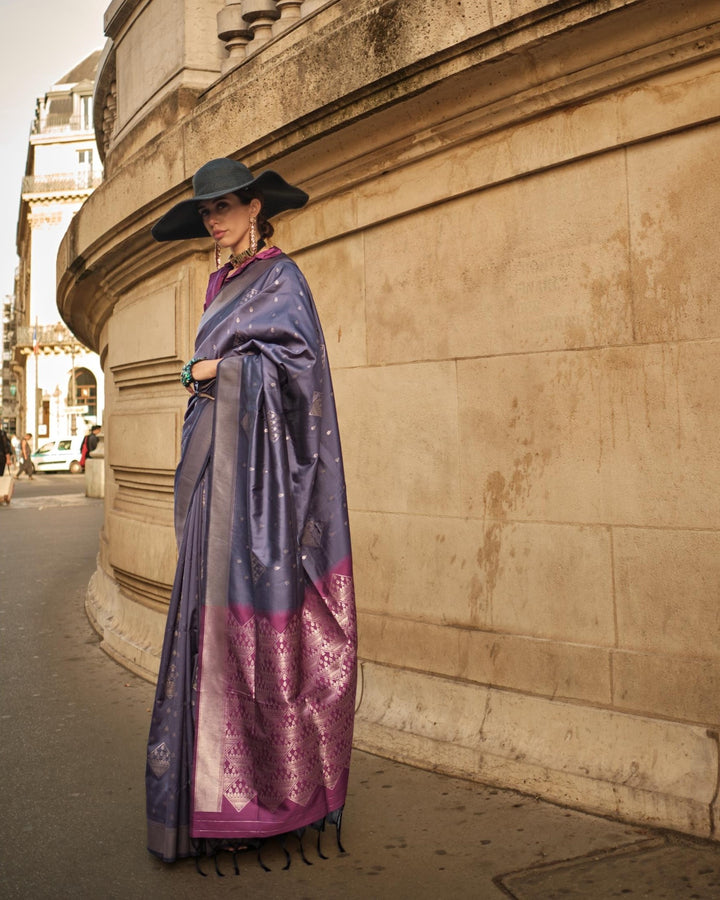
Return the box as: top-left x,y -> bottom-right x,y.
457,350 -> 605,522
599,342 -> 720,529
613,650 -> 720,725
627,120 -> 720,343
351,510 -> 487,626
352,512 -> 614,642
107,281 -> 179,370
458,341 -> 720,527
107,509 -> 178,589
87,565 -> 165,680
333,362 -> 461,516
364,152 -> 632,366
359,612 -> 612,706
109,410 -> 180,472
113,0 -> 224,134
617,57 -> 720,150
463,628 -> 611,705
293,235 -> 367,369
115,0 -> 186,131
359,614 -> 465,679
485,521 -> 615,644
85,457 -> 105,499
614,527 -> 720,658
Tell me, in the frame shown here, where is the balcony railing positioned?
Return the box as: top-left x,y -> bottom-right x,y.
32,113 -> 94,135
22,171 -> 102,195
15,325 -> 86,350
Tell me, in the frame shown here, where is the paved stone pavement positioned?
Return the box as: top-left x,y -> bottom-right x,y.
2,474 -> 720,899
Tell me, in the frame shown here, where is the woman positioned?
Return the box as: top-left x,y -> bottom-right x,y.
146,159 -> 357,867
0,428 -> 13,505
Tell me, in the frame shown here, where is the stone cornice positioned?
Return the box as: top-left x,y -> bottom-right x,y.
104,0 -> 148,38
59,0 -> 720,351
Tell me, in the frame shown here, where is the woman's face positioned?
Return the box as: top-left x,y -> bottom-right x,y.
197,193 -> 261,255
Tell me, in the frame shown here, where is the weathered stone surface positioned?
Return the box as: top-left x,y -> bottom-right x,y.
354,661 -> 718,836
365,152 -> 633,364
334,362 -> 461,516
458,341 -> 720,528
613,650 -> 720,726
615,527 -> 720,658
294,235 -> 367,369
359,612 -> 613,705
628,122 -> 720,344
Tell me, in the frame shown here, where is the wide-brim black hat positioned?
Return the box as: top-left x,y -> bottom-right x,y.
151,158 -> 309,241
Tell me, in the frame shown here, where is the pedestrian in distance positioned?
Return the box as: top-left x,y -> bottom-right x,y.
80,424 -> 102,470
16,433 -> 34,480
0,428 -> 13,505
146,158 -> 357,871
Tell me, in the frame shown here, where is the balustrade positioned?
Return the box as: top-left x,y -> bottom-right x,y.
274,0 -> 303,35
241,0 -> 280,48
217,2 -> 254,72
217,0 -> 328,63
101,81 -> 117,150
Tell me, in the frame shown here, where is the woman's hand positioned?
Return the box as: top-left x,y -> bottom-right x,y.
185,358 -> 221,393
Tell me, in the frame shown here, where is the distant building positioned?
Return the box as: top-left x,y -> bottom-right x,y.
4,50 -> 104,445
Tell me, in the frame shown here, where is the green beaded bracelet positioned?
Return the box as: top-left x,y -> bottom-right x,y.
180,356 -> 207,389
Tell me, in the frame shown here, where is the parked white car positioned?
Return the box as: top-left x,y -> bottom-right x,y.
31,436 -> 85,474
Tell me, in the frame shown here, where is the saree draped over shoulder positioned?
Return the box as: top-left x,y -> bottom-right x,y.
146,254 -> 357,861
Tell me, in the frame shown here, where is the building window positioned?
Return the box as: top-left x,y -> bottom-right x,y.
81,95 -> 93,130
69,367 -> 97,417
78,149 -> 93,167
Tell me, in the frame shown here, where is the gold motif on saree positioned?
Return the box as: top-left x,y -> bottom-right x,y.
164,663 -> 178,700
309,392 -> 323,417
148,741 -> 172,778
266,409 -> 282,443
301,518 -> 324,548
217,574 -> 357,813
250,553 -> 267,584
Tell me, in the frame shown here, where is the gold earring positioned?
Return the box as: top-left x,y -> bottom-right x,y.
214,241 -> 221,269
249,217 -> 258,256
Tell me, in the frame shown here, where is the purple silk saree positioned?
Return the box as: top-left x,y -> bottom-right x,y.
146,253 -> 357,862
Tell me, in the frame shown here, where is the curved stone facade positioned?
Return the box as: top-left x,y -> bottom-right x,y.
59,0 -> 720,839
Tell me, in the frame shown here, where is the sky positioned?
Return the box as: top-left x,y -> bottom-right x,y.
0,0 -> 109,303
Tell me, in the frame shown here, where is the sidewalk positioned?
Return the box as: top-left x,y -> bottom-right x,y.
1,475 -> 719,899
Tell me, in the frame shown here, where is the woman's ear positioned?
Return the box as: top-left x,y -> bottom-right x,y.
249,198 -> 262,217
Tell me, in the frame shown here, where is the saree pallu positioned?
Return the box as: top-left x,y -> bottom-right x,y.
146,254 -> 357,861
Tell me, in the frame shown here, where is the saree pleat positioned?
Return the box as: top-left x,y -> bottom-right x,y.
146,254 -> 356,861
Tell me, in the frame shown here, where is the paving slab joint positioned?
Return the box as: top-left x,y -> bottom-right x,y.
492,836 -> 667,898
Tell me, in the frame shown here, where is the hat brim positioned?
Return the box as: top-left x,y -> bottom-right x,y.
151,170 -> 308,241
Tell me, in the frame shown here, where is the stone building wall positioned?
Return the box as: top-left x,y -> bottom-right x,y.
58,0 -> 720,839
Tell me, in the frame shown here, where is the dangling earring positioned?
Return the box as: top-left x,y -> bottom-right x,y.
214,241 -> 222,269
249,217 -> 258,256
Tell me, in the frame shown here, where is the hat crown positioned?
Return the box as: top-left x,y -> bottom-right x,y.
152,158 -> 308,241
192,158 -> 254,197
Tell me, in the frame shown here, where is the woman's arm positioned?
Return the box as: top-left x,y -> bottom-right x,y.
190,358 -> 220,381
185,358 -> 221,393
